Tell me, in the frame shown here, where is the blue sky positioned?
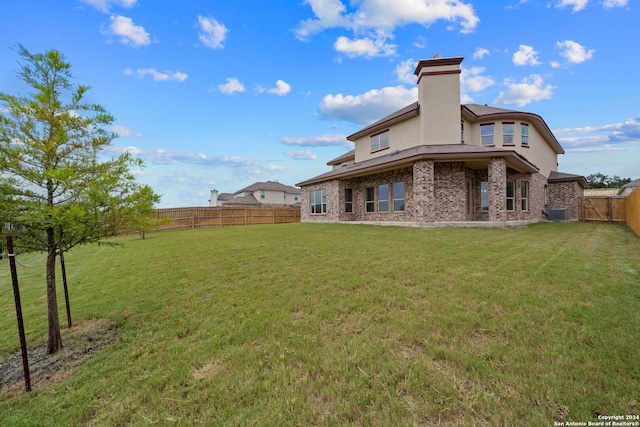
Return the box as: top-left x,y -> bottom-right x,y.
0,0 -> 637,207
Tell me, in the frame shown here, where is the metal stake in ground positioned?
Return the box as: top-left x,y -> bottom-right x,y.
6,235 -> 32,392
60,249 -> 72,328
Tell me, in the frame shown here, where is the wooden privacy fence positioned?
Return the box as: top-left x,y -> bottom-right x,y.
578,196 -> 626,224
626,189 -> 640,237
155,206 -> 300,231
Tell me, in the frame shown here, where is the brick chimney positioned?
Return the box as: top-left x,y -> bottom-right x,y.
413,55 -> 464,145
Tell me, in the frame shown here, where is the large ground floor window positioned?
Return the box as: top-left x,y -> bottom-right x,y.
310,189 -> 326,214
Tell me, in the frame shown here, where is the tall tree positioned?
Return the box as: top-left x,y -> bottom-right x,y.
0,45 -> 160,354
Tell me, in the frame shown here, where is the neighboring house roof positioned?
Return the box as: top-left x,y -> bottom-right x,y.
234,180 -> 300,195
297,144 -> 540,187
548,171 -> 588,188
618,178 -> 640,195
218,193 -> 234,201
223,194 -> 260,205
622,178 -> 640,188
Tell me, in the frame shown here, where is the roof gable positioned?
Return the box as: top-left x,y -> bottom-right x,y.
235,180 -> 300,195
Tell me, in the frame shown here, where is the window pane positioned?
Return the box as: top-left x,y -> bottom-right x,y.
481,125 -> 494,135
379,131 -> 389,149
393,182 -> 404,199
481,181 -> 489,211
366,187 -> 375,212
393,182 -> 405,211
521,125 -> 529,146
506,181 -> 515,198
345,188 -> 353,213
481,125 -> 494,145
378,184 -> 389,212
378,184 -> 388,200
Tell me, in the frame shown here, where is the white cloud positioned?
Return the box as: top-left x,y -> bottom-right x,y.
554,118 -> 640,147
111,124 -> 142,137
556,0 -> 589,12
294,0 -> 352,40
268,80 -> 292,96
602,0 -> 628,7
280,134 -> 351,148
461,66 -> 495,93
395,59 -> 417,84
319,85 -> 418,125
104,146 -> 263,168
334,35 -> 397,58
295,0 -> 480,44
513,45 -> 541,66
218,78 -> 245,94
124,68 -> 188,82
109,15 -> 150,47
285,149 -> 318,160
494,74 -> 555,107
81,0 -> 136,13
473,48 -> 490,59
197,16 -> 228,49
556,40 -> 595,64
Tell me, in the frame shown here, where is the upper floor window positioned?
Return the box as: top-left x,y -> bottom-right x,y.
481,124 -> 494,146
461,120 -> 464,143
260,191 -> 266,199
521,124 -> 529,146
310,189 -> 326,214
503,123 -> 515,145
370,130 -> 389,152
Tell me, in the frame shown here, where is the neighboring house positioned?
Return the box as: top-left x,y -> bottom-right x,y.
618,179 -> 640,196
210,181 -> 301,207
297,55 -> 586,224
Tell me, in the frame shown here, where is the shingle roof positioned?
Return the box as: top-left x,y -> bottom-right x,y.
235,180 -> 300,195
222,194 -> 260,206
548,171 -> 588,188
327,149 -> 355,166
297,144 -> 539,187
622,178 -> 640,188
463,104 -> 520,116
347,102 -> 419,141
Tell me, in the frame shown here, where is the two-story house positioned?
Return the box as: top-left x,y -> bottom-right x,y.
210,181 -> 301,207
297,55 -> 586,224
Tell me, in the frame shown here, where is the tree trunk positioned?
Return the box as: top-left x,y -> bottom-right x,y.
46,227 -> 62,354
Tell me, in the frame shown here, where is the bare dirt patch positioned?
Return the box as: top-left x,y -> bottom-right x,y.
0,318 -> 117,399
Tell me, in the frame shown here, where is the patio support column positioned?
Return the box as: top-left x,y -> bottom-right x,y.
413,160 -> 435,222
488,157 -> 506,222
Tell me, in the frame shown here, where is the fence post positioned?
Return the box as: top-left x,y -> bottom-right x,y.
6,235 -> 31,392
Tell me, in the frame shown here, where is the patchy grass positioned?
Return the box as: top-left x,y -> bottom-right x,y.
0,222 -> 638,426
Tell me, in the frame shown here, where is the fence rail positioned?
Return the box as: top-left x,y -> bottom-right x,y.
578,196 -> 626,224
154,206 -> 300,231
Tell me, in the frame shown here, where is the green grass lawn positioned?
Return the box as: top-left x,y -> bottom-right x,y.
1,222 -> 639,426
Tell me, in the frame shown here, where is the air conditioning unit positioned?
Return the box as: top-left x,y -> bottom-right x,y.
549,208 -> 569,221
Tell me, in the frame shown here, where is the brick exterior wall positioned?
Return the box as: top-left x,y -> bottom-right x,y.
413,160 -> 435,222
488,158 -> 507,222
300,160 -> 556,224
548,180 -> 584,220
